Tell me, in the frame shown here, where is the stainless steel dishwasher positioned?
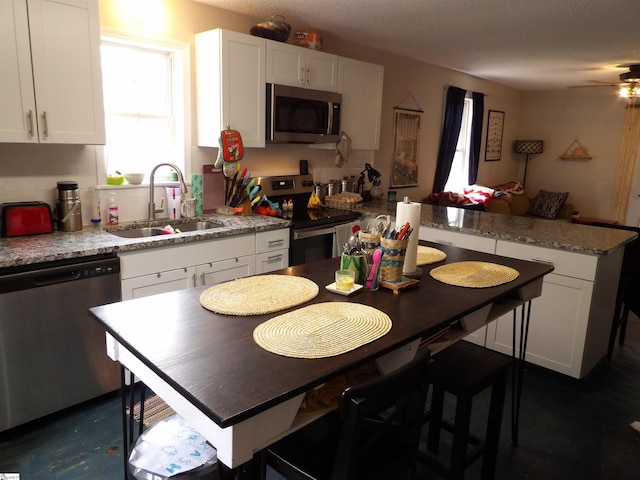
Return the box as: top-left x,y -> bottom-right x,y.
0,253 -> 121,432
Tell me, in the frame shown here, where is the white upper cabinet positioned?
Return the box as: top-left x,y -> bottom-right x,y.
338,57 -> 384,150
0,0 -> 105,144
196,29 -> 266,147
266,42 -> 339,92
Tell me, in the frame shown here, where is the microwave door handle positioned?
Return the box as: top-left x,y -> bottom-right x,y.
327,101 -> 334,135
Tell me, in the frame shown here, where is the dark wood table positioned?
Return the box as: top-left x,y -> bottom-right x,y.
89,242 -> 553,470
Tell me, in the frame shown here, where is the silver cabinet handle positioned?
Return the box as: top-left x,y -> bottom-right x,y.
530,257 -> 555,266
27,110 -> 35,137
267,254 -> 283,261
300,67 -> 305,85
267,239 -> 284,246
42,111 -> 49,138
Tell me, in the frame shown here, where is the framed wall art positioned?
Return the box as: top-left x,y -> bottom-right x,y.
485,110 -> 505,161
391,108 -> 421,187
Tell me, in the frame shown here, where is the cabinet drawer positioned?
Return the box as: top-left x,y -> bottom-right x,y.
496,240 -> 597,280
120,234 -> 255,279
256,229 -> 290,254
420,226 -> 496,254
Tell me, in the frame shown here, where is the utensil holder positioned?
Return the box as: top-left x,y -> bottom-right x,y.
380,238 -> 408,282
359,231 -> 381,256
340,254 -> 366,285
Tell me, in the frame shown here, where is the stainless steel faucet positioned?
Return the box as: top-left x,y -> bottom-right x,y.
148,163 -> 188,220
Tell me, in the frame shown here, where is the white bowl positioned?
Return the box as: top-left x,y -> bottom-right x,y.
125,173 -> 145,185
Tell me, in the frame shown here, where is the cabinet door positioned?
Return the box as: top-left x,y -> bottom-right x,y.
266,42 -> 305,87
27,0 -> 105,144
196,256 -> 255,287
266,42 -> 338,91
419,226 -> 496,254
255,249 -> 288,274
485,273 -> 593,378
0,0 -> 38,143
121,267 -> 196,301
305,50 -> 339,91
196,29 -> 265,147
338,58 -> 384,149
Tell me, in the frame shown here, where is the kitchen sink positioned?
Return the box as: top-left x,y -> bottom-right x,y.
107,220 -> 222,238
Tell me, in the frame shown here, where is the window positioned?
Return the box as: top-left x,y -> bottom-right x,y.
100,31 -> 190,182
443,97 -> 473,192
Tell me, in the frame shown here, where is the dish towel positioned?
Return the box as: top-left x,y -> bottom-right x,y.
334,221 -> 359,257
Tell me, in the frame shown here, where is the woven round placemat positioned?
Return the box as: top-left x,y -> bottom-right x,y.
416,246 -> 447,266
430,261 -> 519,288
253,302 -> 392,358
200,275 -> 319,315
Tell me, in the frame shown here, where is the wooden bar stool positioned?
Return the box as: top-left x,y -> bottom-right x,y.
420,341 -> 512,480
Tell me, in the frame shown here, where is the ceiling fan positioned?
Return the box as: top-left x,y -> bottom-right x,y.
571,64 -> 640,97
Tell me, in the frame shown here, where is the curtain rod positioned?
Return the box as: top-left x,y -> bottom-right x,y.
444,85 -> 488,96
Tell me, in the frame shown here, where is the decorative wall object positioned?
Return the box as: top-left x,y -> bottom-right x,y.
485,110 -> 505,161
391,106 -> 422,187
559,137 -> 592,159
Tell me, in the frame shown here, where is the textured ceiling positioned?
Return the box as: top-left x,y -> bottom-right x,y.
195,0 -> 640,91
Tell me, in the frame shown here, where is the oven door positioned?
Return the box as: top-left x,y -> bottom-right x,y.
290,225 -> 337,266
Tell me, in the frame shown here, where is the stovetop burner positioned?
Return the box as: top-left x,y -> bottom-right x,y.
254,174 -> 361,228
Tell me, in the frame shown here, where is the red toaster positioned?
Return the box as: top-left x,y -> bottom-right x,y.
0,201 -> 54,237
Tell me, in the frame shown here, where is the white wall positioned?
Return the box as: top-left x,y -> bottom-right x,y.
520,88 -> 627,218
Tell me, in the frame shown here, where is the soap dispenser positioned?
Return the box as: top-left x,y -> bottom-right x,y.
108,193 -> 119,226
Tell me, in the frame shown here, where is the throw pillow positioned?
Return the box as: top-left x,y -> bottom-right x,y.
528,190 -> 569,219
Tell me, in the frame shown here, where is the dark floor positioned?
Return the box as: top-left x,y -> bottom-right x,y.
2,317 -> 640,480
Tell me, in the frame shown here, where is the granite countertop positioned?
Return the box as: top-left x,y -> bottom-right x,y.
353,202 -> 636,256
0,214 -> 290,269
2,202 -> 634,270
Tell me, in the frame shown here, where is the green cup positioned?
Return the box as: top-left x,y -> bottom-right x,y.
340,254 -> 366,285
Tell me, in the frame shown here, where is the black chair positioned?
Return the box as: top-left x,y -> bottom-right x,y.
591,223 -> 640,359
261,350 -> 431,480
420,341 -> 512,480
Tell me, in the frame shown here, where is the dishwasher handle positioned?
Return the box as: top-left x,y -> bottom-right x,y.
33,269 -> 82,286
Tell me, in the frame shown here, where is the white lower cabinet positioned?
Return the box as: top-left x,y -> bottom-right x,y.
487,239 -> 621,378
119,230 -> 290,300
120,234 -> 256,300
197,256 -> 255,287
255,229 -> 289,274
485,273 -> 593,377
122,267 -> 196,300
419,226 -> 622,378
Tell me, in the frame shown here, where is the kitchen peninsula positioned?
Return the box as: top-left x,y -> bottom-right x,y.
358,202 -> 636,378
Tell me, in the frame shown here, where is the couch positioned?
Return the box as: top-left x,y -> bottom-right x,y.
424,182 -> 574,221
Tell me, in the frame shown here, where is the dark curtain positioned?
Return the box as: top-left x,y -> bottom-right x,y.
432,86 -> 466,193
468,91 -> 485,184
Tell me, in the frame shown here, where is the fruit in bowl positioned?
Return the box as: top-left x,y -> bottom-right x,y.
125,173 -> 145,185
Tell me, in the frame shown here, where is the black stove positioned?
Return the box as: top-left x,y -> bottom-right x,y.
254,175 -> 361,229
254,175 -> 362,265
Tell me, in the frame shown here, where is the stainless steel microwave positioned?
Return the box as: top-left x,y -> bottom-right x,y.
266,83 -> 342,144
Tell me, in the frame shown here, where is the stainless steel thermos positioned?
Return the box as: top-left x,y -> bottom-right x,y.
56,181 -> 83,232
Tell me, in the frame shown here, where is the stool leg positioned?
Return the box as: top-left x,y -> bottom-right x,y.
450,394 -> 472,480
619,305 -> 630,346
481,372 -> 508,480
427,386 -> 446,453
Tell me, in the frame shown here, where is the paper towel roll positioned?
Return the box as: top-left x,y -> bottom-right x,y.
396,201 -> 422,275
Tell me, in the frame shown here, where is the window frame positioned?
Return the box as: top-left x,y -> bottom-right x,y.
97,28 -> 191,185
